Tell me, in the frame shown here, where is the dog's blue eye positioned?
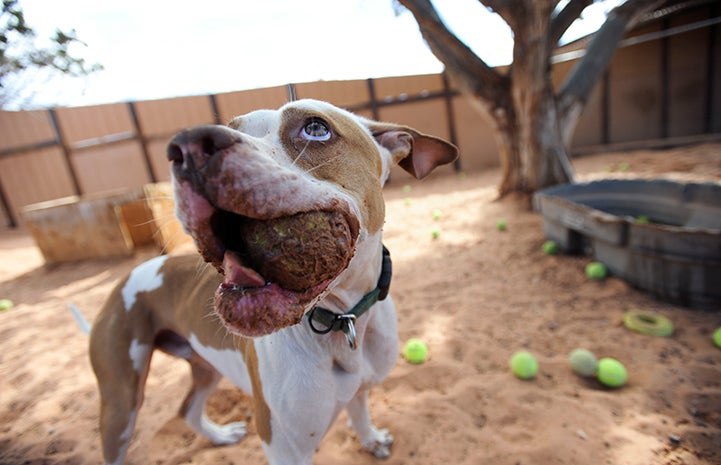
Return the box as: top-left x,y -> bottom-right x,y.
301,119 -> 331,141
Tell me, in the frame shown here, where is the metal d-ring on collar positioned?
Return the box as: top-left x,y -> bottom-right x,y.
307,245 -> 392,350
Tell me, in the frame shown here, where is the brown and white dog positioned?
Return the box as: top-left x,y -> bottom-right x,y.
89,99 -> 457,464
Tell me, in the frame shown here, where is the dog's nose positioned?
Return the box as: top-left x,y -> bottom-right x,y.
167,125 -> 242,163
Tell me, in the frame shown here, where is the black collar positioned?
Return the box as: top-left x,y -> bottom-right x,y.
307,245 -> 391,350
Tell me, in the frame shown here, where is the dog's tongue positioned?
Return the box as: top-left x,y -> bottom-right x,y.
222,250 -> 266,288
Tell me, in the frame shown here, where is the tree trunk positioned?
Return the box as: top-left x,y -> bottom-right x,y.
493,1 -> 573,195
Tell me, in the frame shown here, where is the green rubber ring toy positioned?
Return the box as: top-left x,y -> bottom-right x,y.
623,310 -> 674,337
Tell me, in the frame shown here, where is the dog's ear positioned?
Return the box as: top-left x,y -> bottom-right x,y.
368,122 -> 458,179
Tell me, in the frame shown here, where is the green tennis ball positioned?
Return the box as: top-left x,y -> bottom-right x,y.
542,240 -> 559,255
636,215 -> 650,224
403,184 -> 412,193
618,162 -> 630,171
496,219 -> 507,231
509,351 -> 538,380
431,228 -> 441,240
431,209 -> 443,221
403,198 -> 412,207
596,357 -> 627,388
585,262 -> 607,280
568,348 -> 598,377
713,327 -> 721,348
0,299 -> 13,311
403,338 -> 428,364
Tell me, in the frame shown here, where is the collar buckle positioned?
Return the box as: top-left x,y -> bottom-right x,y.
306,245 -> 392,351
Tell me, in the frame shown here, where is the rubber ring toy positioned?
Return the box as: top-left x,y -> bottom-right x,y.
623,310 -> 674,337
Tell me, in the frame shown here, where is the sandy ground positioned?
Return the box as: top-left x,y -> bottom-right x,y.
1,143 -> 720,465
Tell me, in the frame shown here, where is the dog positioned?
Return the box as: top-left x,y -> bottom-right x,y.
89,99 -> 457,464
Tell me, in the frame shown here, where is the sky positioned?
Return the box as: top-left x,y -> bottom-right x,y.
7,0 -> 619,109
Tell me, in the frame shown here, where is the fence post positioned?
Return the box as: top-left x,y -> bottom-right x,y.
442,72 -> 461,172
209,94 -> 222,124
366,78 -> 380,121
127,102 -> 157,183
48,108 -> 82,195
0,177 -> 16,228
287,83 -> 297,102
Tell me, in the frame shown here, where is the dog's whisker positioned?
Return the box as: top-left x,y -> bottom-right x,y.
303,153 -> 343,174
291,140 -> 312,166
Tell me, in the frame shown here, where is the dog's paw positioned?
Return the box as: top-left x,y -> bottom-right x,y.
362,428 -> 394,460
206,421 -> 247,446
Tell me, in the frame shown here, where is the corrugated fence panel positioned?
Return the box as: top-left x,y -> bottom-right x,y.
609,23 -> 663,143
294,79 -> 369,108
668,10 -> 707,138
72,141 -> 150,194
215,86 -> 289,123
452,96 -> 498,171
1,147 -> 75,223
138,95 -> 216,182
0,110 -> 55,151
374,74 -> 444,100
54,103 -> 134,144
135,95 -> 215,136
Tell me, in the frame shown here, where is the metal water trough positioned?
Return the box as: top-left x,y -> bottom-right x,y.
533,179 -> 721,310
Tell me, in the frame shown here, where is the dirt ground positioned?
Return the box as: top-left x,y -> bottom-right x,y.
1,143 -> 720,465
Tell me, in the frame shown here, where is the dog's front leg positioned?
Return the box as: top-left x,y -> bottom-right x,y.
347,390 -> 393,459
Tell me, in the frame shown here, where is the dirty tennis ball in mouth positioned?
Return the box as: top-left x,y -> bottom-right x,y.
568,348 -> 598,377
509,350 -> 538,380
403,338 -> 428,364
596,357 -> 627,388
239,210 -> 353,291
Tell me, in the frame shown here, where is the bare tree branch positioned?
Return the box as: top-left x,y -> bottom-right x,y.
399,0 -> 509,105
550,0 -> 592,45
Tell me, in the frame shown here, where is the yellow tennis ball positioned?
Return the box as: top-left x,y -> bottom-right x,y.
403,338 -> 428,364
509,351 -> 538,379
597,357 -> 627,388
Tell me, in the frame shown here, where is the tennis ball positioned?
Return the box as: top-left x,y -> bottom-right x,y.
431,209 -> 443,221
636,215 -> 650,224
585,262 -> 607,280
431,228 -> 441,239
509,351 -> 538,380
239,210 -> 353,291
0,299 -> 13,311
542,240 -> 559,255
618,162 -> 630,171
403,184 -> 412,193
713,327 -> 721,348
568,348 -> 598,377
596,357 -> 627,388
403,338 -> 428,364
403,198 -> 412,206
496,219 -> 507,231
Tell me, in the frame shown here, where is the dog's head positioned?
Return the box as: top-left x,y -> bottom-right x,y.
167,99 -> 457,337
